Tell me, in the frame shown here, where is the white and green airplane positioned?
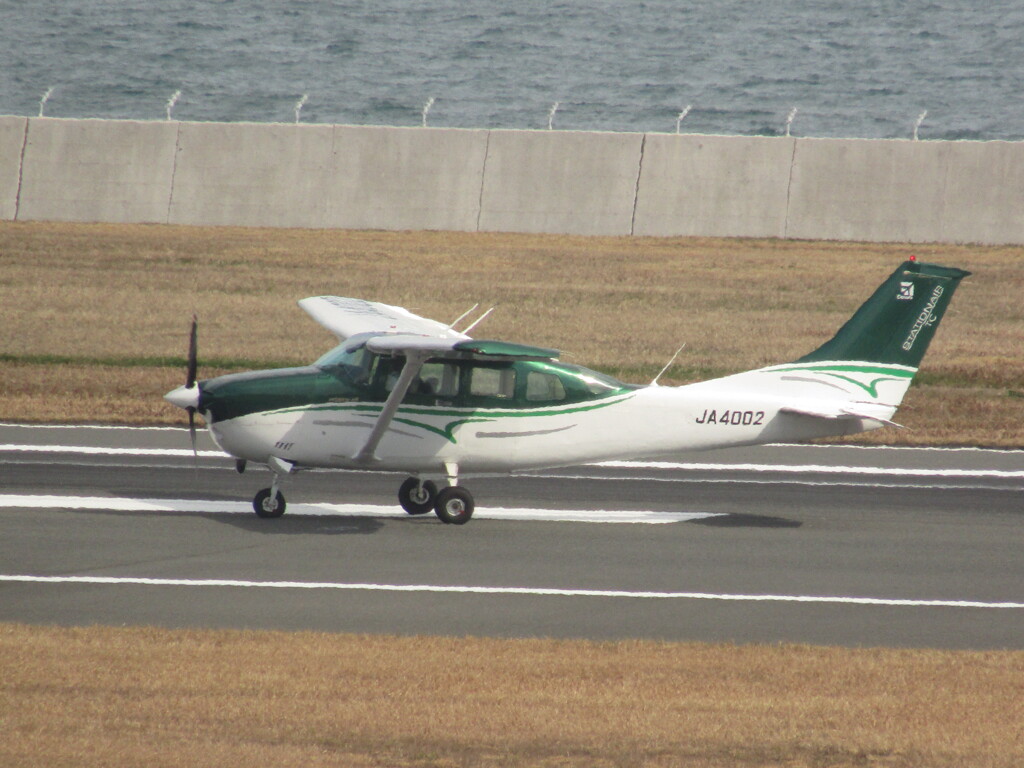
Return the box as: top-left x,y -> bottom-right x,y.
165,259 -> 969,525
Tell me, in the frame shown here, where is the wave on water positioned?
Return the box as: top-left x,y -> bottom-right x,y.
1,0 -> 1022,140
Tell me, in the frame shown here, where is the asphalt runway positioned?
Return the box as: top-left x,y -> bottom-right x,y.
1,424 -> 1022,649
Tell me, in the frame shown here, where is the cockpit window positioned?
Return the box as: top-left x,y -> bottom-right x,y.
314,341 -> 376,386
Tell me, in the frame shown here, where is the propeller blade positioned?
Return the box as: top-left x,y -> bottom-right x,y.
187,407 -> 197,459
186,314 -> 198,389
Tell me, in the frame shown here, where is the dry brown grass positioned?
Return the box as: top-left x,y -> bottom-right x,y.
1,221 -> 1023,443
2,623 -> 1022,768
3,225 -> 1023,768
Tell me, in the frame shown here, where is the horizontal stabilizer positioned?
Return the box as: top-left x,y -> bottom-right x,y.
781,404 -> 904,429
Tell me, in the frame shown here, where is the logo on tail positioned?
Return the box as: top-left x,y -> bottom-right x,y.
796,260 -> 969,369
901,285 -> 943,351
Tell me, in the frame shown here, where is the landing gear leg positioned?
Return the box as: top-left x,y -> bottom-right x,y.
253,456 -> 293,519
434,462 -> 474,525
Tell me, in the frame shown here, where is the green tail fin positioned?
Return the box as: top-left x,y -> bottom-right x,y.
796,260 -> 970,367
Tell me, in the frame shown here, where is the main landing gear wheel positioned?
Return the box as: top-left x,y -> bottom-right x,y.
398,478 -> 438,515
253,488 -> 286,518
434,486 -> 474,525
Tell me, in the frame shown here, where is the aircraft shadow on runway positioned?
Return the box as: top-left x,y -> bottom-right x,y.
693,512 -> 802,528
206,513 -> 388,536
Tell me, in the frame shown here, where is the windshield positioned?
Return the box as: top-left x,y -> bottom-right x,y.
526,361 -> 635,397
571,366 -> 629,395
314,339 -> 375,385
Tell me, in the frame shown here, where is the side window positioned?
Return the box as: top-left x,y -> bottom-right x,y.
469,366 -> 516,399
379,356 -> 403,395
526,370 -> 566,402
413,361 -> 460,398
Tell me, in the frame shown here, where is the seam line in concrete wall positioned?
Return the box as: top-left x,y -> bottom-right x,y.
331,126 -> 341,230
783,137 -> 798,238
938,143 -> 951,242
12,117 -> 30,220
629,133 -> 647,236
165,121 -> 183,224
475,130 -> 491,232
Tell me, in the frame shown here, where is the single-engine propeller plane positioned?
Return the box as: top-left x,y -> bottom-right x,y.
165,259 -> 969,524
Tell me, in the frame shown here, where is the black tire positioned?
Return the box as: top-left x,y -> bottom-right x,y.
253,488 -> 286,518
434,486 -> 474,525
398,478 -> 438,515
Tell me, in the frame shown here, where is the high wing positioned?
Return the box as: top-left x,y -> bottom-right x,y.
298,296 -> 469,341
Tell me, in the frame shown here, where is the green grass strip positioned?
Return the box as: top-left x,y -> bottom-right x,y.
0,352 -> 301,370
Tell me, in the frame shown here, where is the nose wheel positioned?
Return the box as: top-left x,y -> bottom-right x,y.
253,487 -> 286,518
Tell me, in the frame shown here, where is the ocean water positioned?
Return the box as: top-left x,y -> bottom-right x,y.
1,0 -> 1022,141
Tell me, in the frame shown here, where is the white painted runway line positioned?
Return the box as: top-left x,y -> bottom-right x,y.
0,423 -> 186,431
0,444 -> 225,458
0,494 -> 720,524
597,460 -> 1024,478
538,471 -> 1024,493
5,442 -> 1024,479
1,574 -> 1021,609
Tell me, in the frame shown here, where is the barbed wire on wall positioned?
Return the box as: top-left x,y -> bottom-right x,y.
11,86 -> 962,142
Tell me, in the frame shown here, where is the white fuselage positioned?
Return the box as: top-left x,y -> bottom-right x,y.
205,371 -> 885,478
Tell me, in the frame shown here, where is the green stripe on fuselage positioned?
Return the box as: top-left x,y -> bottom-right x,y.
767,362 -> 916,398
215,392 -> 637,444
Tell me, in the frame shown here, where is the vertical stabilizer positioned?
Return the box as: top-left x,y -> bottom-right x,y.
796,260 -> 970,368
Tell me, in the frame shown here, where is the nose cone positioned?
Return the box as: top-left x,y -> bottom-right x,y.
165,383 -> 200,410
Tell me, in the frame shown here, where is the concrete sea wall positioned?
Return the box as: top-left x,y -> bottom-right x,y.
1,115 -> 1021,244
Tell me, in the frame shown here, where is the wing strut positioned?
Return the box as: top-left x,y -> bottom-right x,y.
352,352 -> 429,464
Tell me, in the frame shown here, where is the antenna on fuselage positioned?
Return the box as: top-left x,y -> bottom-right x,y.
650,343 -> 686,387
447,304 -> 496,336
460,306 -> 495,336
448,303 -> 479,330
